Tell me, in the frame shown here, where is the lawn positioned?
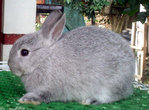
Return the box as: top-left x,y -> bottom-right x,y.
0,71 -> 148,110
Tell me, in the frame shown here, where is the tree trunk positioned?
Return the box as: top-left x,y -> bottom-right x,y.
91,11 -> 96,25
109,14 -> 135,33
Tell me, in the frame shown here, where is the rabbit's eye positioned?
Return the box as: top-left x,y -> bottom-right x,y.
21,49 -> 29,56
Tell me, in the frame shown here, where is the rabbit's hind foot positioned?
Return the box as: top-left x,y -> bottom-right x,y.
18,92 -> 41,105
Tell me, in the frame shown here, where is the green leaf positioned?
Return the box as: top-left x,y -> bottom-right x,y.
136,12 -> 149,23
123,7 -> 139,16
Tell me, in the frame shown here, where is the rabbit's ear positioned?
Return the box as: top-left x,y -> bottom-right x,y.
50,13 -> 65,41
40,10 -> 65,44
41,10 -> 62,33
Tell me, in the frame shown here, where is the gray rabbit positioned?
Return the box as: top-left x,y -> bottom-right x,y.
8,11 -> 135,105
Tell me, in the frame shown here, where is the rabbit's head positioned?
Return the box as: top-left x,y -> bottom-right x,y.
8,10 -> 65,76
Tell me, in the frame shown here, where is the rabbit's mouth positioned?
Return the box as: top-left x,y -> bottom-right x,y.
8,61 -> 23,77
10,67 -> 23,77
11,68 -> 23,77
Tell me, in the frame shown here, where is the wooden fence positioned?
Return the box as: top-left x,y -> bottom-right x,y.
131,18 -> 149,82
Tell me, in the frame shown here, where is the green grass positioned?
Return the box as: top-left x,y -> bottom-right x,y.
0,71 -> 149,110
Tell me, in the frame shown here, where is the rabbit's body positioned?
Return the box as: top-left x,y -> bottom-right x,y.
8,11 -> 134,105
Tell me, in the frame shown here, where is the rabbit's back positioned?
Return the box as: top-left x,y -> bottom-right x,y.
62,26 -> 132,57
61,26 -> 134,69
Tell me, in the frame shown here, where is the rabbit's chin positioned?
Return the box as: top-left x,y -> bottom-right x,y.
12,71 -> 23,77
10,68 -> 24,77
15,72 -> 24,77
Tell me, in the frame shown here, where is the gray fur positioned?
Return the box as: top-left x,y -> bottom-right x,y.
8,11 -> 135,105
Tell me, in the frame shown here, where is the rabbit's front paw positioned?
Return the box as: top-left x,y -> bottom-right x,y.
18,92 -> 41,105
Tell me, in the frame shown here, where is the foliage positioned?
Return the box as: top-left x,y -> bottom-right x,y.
64,0 -> 109,24
113,0 -> 149,23
64,0 -> 149,24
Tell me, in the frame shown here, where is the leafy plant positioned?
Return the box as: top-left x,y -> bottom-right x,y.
64,0 -> 109,25
64,0 -> 149,24
113,0 -> 149,23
